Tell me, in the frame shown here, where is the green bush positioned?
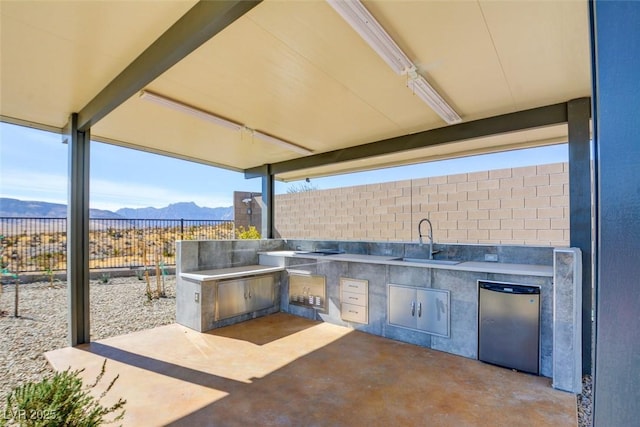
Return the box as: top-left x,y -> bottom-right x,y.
1,359 -> 126,426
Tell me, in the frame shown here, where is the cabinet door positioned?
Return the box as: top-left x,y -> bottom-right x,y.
246,275 -> 275,312
417,289 -> 450,337
388,285 -> 417,329
218,279 -> 248,320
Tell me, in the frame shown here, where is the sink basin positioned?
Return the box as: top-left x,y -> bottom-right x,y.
397,257 -> 461,265
295,249 -> 345,256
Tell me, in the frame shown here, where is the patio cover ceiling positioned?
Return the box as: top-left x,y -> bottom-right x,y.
0,0 -> 590,181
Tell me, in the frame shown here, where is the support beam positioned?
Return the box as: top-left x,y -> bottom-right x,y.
261,165 -> 275,239
246,102 -> 569,177
65,114 -> 91,346
591,1 -> 640,425
77,0 -> 261,131
567,97 -> 593,376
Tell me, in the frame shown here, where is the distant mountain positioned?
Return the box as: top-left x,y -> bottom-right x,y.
0,198 -> 122,219
116,202 -> 233,220
0,198 -> 233,220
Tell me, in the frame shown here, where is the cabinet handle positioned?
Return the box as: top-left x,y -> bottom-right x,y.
411,301 -> 415,316
418,302 -> 422,318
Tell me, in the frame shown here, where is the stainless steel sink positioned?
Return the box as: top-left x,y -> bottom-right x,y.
396,257 -> 461,265
295,249 -> 345,256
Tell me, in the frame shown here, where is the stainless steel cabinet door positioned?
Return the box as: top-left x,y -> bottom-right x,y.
416,289 -> 450,337
388,285 -> 416,329
217,275 -> 275,320
246,275 -> 275,313
217,279 -> 248,320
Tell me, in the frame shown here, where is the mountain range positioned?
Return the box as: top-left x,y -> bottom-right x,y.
0,198 -> 233,220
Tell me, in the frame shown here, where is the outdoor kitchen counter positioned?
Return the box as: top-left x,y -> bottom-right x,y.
258,251 -> 552,277
259,249 -> 555,377
180,264 -> 284,283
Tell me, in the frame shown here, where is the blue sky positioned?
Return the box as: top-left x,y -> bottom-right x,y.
0,121 -> 568,211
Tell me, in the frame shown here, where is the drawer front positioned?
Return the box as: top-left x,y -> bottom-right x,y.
341,302 -> 368,324
341,278 -> 367,294
341,290 -> 368,306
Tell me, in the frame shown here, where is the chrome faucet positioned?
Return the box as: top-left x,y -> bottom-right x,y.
418,218 -> 435,259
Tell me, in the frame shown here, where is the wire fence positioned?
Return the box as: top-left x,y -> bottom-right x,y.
0,217 -> 235,273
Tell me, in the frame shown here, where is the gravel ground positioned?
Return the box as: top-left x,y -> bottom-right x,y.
1,275 -> 592,425
578,375 -> 593,426
0,275 -> 176,404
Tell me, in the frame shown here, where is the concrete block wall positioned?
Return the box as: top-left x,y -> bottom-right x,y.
275,162 -> 569,246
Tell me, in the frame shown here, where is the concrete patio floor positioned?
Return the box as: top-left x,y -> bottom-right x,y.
45,313 -> 576,426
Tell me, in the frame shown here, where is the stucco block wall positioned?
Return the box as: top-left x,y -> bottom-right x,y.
274,162 -> 569,246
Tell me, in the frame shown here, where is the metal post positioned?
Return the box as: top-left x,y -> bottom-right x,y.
591,1 -> 640,424
261,165 -> 274,239
567,97 -> 593,375
65,113 -> 91,346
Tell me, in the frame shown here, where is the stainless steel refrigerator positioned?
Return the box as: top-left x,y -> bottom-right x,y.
478,281 -> 541,375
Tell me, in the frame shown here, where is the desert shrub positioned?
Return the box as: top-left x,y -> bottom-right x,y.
162,249 -> 173,258
31,252 -> 64,273
236,226 -> 261,240
1,359 -> 126,426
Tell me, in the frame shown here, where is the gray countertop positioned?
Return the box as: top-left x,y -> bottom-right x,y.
258,251 -> 553,277
181,264 -> 284,282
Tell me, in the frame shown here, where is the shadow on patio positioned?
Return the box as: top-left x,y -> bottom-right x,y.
45,313 -> 576,426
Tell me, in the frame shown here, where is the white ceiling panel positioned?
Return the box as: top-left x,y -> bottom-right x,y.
1,0 -> 591,178
0,0 -> 196,127
478,0 -> 591,110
